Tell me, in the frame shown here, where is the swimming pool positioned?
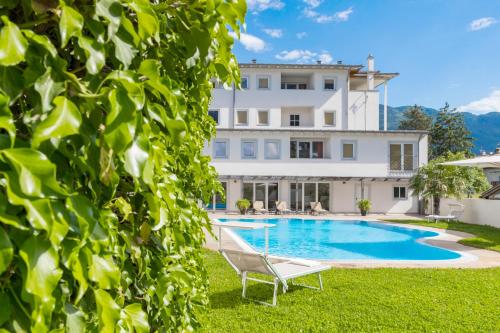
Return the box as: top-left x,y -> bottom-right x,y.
217,218 -> 461,261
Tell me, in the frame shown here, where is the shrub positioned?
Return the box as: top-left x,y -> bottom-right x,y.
357,199 -> 372,216
0,0 -> 245,331
236,199 -> 251,214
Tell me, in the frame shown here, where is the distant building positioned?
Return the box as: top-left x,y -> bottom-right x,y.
204,56 -> 428,213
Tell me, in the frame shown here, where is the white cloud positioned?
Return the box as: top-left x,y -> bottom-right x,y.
318,51 -> 333,64
296,32 -> 307,39
303,5 -> 353,23
247,0 -> 284,13
229,32 -> 266,52
303,0 -> 322,8
468,17 -> 497,31
263,28 -> 283,38
458,90 -> 500,114
275,49 -> 333,64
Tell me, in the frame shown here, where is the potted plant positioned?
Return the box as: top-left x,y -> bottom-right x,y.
357,199 -> 371,216
236,198 -> 251,215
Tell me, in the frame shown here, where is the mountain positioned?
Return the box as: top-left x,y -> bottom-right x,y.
379,105 -> 500,153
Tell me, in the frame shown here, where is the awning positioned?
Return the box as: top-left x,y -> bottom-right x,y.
439,153 -> 500,169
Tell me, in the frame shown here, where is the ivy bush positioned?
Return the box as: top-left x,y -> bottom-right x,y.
0,0 -> 244,331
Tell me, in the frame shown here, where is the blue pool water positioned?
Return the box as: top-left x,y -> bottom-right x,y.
218,218 -> 461,261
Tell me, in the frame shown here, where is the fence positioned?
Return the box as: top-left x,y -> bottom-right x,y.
441,198 -> 500,228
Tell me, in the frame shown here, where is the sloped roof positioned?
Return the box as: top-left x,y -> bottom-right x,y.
480,183 -> 500,199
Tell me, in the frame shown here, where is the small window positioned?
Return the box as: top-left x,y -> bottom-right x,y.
241,76 -> 249,89
324,111 -> 336,126
257,76 -> 270,89
323,78 -> 335,90
289,114 -> 300,126
393,186 -> 407,199
265,140 -> 281,159
213,139 -> 229,159
342,141 -> 356,160
236,110 -> 248,125
241,140 -> 257,159
208,109 -> 219,125
258,110 -> 269,125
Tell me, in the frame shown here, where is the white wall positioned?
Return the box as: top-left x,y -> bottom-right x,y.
484,168 -> 500,184
347,91 -> 379,131
441,198 -> 500,228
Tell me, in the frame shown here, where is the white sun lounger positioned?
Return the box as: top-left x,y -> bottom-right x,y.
214,223 -> 330,306
221,249 -> 330,306
252,201 -> 268,214
426,214 -> 457,222
275,201 -> 292,214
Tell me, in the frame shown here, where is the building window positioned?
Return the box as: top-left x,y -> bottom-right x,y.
236,109 -> 248,125
323,77 -> 335,90
258,110 -> 269,125
208,109 -> 219,125
257,76 -> 270,90
281,82 -> 307,90
393,186 -> 407,199
289,114 -> 300,126
324,111 -> 336,126
241,76 -> 249,89
390,143 -> 415,171
213,139 -> 229,159
241,140 -> 257,159
342,141 -> 356,160
264,139 -> 281,159
290,140 -> 324,159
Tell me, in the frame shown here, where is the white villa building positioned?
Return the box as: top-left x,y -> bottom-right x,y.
204,56 -> 428,214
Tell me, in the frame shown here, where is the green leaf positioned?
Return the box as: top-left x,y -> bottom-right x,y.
0,148 -> 67,198
128,0 -> 159,40
95,0 -> 122,39
89,254 -> 120,289
94,289 -> 120,333
34,68 -> 64,112
32,96 -> 82,148
120,303 -> 149,333
165,119 -> 187,145
111,34 -> 137,68
138,59 -> 160,80
0,66 -> 24,102
78,36 -> 105,74
0,292 -> 11,326
0,16 -> 28,66
64,304 -> 85,333
124,135 -> 149,178
0,226 -> 13,275
59,3 -> 84,48
104,88 -> 136,153
22,29 -> 57,57
19,236 -> 62,299
0,93 -> 16,146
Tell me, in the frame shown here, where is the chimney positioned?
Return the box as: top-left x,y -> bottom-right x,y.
337,60 -> 342,64
316,60 -> 321,64
367,54 -> 375,90
251,59 -> 257,64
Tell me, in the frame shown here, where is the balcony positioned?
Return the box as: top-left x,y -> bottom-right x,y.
281,106 -> 314,128
281,73 -> 314,90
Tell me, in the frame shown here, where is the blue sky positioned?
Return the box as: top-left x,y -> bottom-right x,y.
231,0 -> 500,114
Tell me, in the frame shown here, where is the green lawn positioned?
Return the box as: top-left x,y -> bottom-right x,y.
199,250 -> 500,332
383,219 -> 500,252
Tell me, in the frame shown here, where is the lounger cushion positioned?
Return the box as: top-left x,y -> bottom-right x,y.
272,262 -> 330,279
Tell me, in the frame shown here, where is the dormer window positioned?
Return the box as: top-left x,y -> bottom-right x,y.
323,77 -> 335,90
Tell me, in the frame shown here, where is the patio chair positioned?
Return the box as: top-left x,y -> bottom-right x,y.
275,201 -> 292,214
220,248 -> 330,306
310,202 -> 328,215
252,201 -> 268,214
426,203 -> 465,222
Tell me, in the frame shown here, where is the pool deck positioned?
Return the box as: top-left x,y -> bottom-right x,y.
205,213 -> 500,268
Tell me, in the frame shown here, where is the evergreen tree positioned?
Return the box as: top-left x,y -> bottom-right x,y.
430,103 -> 473,159
398,105 -> 433,130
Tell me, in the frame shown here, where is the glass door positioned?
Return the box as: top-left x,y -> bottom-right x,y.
267,183 -> 279,211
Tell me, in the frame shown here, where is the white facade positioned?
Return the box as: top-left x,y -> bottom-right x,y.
205,58 -> 428,214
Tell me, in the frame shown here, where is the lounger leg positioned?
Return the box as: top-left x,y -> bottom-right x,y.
318,273 -> 323,290
272,278 -> 279,306
242,272 -> 247,299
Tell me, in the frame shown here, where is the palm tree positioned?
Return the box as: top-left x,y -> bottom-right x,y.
410,153 -> 490,214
